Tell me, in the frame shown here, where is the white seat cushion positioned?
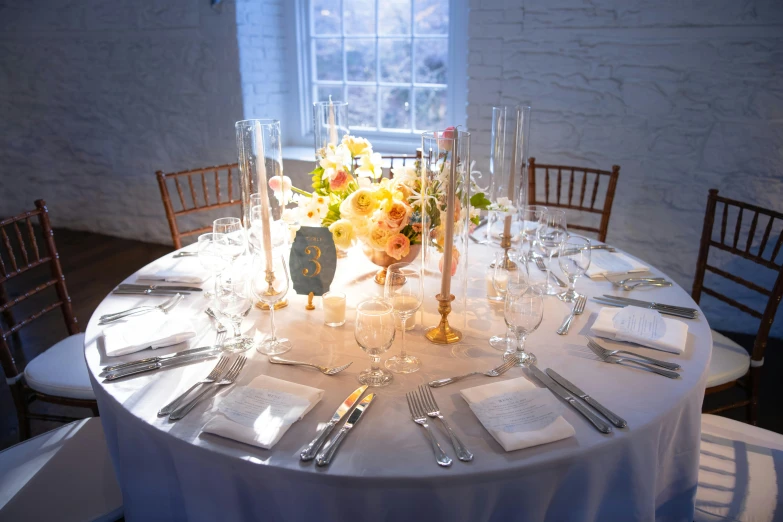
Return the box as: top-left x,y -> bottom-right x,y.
24,333 -> 95,401
695,414 -> 783,522
0,418 -> 123,522
707,330 -> 751,388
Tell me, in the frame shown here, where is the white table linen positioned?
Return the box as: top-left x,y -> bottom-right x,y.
591,306 -> 689,354
85,245 -> 711,522
103,314 -> 198,357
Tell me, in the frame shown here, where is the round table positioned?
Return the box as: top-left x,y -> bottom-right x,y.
85,242 -> 710,522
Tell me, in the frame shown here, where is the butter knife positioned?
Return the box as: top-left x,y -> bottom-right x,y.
100,345 -> 218,375
316,393 -> 375,466
118,284 -> 203,292
300,385 -> 368,461
528,366 -> 612,434
103,351 -> 218,381
546,369 -> 627,428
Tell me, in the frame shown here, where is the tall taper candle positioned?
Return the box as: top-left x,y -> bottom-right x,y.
328,96 -> 338,146
440,131 -> 458,297
254,121 -> 274,268
503,108 -> 520,238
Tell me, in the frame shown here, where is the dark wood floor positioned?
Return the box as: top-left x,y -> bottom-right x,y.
0,228 -> 781,451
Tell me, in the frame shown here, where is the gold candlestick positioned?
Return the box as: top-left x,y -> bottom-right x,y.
255,269 -> 289,310
425,294 -> 462,344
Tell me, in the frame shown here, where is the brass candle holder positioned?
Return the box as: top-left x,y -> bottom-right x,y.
489,231 -> 518,271
255,269 -> 289,310
425,293 -> 462,344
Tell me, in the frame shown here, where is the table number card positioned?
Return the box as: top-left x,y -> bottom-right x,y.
469,389 -> 564,433
289,226 -> 337,296
612,306 -> 667,345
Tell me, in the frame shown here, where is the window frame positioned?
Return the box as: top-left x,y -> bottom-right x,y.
285,0 -> 467,153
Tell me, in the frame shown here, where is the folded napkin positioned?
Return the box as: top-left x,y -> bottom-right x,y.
591,306 -> 688,354
102,314 -> 196,357
586,251 -> 649,279
202,375 -> 324,450
136,255 -> 211,284
461,377 -> 575,452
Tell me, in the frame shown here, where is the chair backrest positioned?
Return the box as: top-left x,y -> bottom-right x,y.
156,163 -> 243,249
350,154 -> 419,179
0,200 -> 78,380
692,189 -> 783,363
527,157 -> 620,242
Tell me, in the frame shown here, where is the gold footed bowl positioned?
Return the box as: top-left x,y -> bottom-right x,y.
362,243 -> 422,285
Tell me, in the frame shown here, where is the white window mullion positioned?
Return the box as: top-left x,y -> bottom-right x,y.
409,0 -> 416,132
375,0 -> 381,130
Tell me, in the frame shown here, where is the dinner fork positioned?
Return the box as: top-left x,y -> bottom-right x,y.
157,355 -> 231,416
586,342 -> 680,379
616,281 -> 673,291
169,355 -> 247,420
557,295 -> 587,335
611,277 -> 667,286
586,337 -> 681,371
427,358 -> 517,387
534,257 -> 567,287
99,293 -> 183,324
417,385 -> 473,462
406,391 -> 452,467
268,356 -> 352,375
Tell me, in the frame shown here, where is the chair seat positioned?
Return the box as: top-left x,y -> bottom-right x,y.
707,330 -> 751,389
24,333 -> 95,401
0,418 -> 123,522
695,414 -> 783,522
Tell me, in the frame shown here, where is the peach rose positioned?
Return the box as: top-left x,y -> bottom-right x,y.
438,248 -> 460,277
379,200 -> 411,231
329,169 -> 351,191
385,233 -> 411,261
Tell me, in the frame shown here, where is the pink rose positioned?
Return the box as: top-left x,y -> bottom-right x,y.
438,249 -> 460,277
437,126 -> 456,151
329,169 -> 350,191
385,233 -> 411,261
268,175 -> 292,193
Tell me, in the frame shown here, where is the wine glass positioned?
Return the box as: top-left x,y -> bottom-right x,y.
214,263 -> 253,352
519,205 -> 547,260
503,285 -> 544,367
249,253 -> 291,355
536,209 -> 567,296
355,299 -> 396,387
383,263 -> 422,374
489,251 -> 529,351
213,217 -> 246,262
197,233 -> 229,298
558,235 -> 591,302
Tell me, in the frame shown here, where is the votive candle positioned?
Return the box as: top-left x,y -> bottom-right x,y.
322,291 -> 346,327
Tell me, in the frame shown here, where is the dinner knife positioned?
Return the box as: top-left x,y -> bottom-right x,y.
592,298 -> 697,320
545,369 -> 627,428
112,289 -> 191,296
100,345 -> 218,375
600,295 -> 698,315
527,366 -> 612,434
315,393 -> 376,466
118,284 -> 203,292
103,351 -> 218,381
300,385 -> 368,461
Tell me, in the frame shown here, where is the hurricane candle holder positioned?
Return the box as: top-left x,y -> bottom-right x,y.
313,99 -> 349,160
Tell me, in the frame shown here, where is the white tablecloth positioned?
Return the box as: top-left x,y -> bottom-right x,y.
85,242 -> 711,522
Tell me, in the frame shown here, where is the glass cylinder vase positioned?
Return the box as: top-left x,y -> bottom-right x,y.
313,100 -> 349,161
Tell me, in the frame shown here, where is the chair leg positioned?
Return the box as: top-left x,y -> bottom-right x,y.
748,367 -> 761,426
10,384 -> 31,441
91,404 -> 100,417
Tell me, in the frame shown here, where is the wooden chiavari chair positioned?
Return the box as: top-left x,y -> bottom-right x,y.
351,154 -> 419,179
527,158 -> 620,242
692,189 -> 783,424
0,200 -> 96,441
156,163 -> 243,249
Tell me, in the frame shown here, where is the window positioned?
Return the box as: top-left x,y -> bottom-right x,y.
293,0 -> 466,150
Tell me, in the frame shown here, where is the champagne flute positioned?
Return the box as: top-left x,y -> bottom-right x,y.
558,235 -> 591,302
249,254 -> 292,355
383,262 -> 422,374
214,262 -> 253,352
489,251 -> 529,351
536,209 -> 567,296
197,233 -> 229,298
213,217 -> 246,263
503,285 -> 544,367
355,299 -> 396,387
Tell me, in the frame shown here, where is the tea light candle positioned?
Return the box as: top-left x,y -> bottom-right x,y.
322,291 -> 346,327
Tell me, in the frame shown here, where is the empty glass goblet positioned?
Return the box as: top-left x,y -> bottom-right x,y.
558,235 -> 591,302
213,217 -> 246,262
214,263 -> 253,353
355,299 -> 396,387
519,205 -> 547,260
197,233 -> 229,298
249,253 -> 292,355
383,263 -> 422,374
489,250 -> 529,351
536,209 -> 567,296
503,285 -> 544,367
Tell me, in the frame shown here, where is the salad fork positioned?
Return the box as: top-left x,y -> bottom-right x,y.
169,355 -> 247,420
557,295 -> 587,335
534,257 -> 567,287
418,385 -> 473,462
268,356 -> 352,375
406,391 -> 452,467
428,358 -> 516,387
586,337 -> 681,371
586,342 -> 680,379
99,293 -> 183,324
157,355 -> 231,416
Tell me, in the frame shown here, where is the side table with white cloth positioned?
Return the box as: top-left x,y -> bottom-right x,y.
84,242 -> 711,522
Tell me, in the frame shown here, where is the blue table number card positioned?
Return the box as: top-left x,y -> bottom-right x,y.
289,226 -> 337,296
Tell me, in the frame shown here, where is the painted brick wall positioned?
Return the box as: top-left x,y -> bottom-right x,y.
467,0 -> 783,335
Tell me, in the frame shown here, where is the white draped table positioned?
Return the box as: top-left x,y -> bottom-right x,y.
85,242 -> 710,522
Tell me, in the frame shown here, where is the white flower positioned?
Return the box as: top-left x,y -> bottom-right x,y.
497,197 -> 512,208
391,164 -> 418,184
319,143 -> 351,180
355,152 -> 383,179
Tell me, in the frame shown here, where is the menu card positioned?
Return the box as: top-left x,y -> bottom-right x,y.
218,387 -> 311,428
469,389 -> 564,434
611,307 -> 667,345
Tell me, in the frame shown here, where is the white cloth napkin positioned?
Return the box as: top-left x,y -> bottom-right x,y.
102,314 -> 196,357
586,251 -> 649,279
136,255 -> 211,284
202,375 -> 324,450
591,306 -> 688,354
461,377 -> 575,452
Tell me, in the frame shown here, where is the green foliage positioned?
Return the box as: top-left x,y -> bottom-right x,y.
470,192 -> 492,210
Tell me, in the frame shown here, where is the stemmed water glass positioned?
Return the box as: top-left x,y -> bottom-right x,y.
383,263 -> 423,374
197,233 -> 229,298
355,299 -> 396,387
558,235 -> 591,302
536,209 -> 567,296
213,217 -> 246,263
489,251 -> 529,351
214,262 -> 253,352
519,205 -> 547,260
249,254 -> 291,355
503,285 -> 544,367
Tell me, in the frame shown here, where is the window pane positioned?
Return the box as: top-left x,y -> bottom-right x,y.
414,88 -> 446,130
312,0 -> 340,35
346,39 -> 376,81
414,38 -> 447,84
414,0 -> 448,35
379,0 -> 411,35
347,85 -> 378,129
344,0 -> 375,35
317,85 -> 344,102
315,39 -> 343,81
381,87 -> 411,130
379,39 -> 411,83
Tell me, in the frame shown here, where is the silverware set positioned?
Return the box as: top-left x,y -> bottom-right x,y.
609,277 -> 672,290
405,389 -> 454,467
269,356 -> 352,375
534,257 -> 568,287
592,295 -> 698,319
173,251 -> 198,258
115,284 -> 202,294
586,338 -> 680,379
99,293 -> 184,324
553,244 -> 616,257
158,356 -> 232,416
168,355 -> 247,421
427,358 -> 516,387
557,295 -> 587,335
101,345 -> 220,380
